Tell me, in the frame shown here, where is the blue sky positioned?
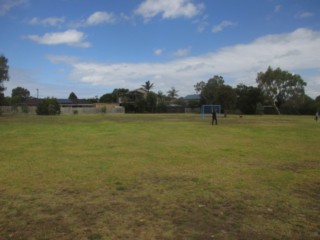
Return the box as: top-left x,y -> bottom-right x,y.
1,0 -> 320,99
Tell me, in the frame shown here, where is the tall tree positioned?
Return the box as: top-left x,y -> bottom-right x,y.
235,84 -> 264,114
142,80 -> 154,92
167,87 -> 179,100
0,55 -> 9,104
256,66 -> 306,114
200,75 -> 224,104
194,81 -> 206,94
68,92 -> 78,101
11,87 -> 30,104
100,88 -> 129,103
217,85 -> 237,116
146,92 -> 157,112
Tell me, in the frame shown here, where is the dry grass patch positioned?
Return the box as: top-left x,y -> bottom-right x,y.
0,114 -> 319,239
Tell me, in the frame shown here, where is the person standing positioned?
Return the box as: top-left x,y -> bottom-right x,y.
315,111 -> 319,121
212,108 -> 218,125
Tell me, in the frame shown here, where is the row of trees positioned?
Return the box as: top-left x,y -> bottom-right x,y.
1,54 -> 319,115
98,68 -> 319,114
194,68 -> 319,115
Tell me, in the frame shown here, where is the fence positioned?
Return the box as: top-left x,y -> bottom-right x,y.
0,106 -> 125,115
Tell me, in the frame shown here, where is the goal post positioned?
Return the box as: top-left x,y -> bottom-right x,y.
201,105 -> 221,119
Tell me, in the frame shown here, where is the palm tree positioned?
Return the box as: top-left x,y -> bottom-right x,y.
142,80 -> 154,92
167,87 -> 179,100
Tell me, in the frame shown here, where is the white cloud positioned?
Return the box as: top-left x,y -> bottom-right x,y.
24,29 -> 91,48
173,47 -> 191,57
86,11 -> 115,25
212,20 -> 236,33
69,11 -> 115,28
0,0 -> 27,16
48,28 -> 320,98
135,0 -> 204,21
154,48 -> 163,56
193,14 -> 209,32
295,11 -> 314,19
29,17 -> 65,26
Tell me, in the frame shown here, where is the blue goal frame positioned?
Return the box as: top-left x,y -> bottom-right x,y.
201,105 -> 221,119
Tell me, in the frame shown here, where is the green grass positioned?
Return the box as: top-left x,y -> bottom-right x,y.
0,114 -> 319,240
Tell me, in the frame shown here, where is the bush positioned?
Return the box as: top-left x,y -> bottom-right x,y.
36,98 -> 60,115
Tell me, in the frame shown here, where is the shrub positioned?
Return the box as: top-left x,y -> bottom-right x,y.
36,98 -> 60,115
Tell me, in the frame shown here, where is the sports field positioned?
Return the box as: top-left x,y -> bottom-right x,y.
0,114 -> 319,240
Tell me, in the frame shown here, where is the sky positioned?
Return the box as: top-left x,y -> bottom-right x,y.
1,0 -> 320,99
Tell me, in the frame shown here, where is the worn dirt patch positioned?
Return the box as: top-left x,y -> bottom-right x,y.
277,160 -> 319,172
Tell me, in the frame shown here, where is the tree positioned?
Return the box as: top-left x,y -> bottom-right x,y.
200,75 -> 224,104
315,95 -> 320,111
167,87 -> 179,101
99,93 -> 113,103
299,95 -> 317,115
256,66 -> 306,114
36,98 -> 60,115
11,87 -> 30,103
100,88 -> 129,103
217,85 -> 237,116
146,91 -> 157,112
235,84 -> 264,114
0,55 -> 9,105
68,92 -> 78,101
194,81 -> 206,94
157,91 -> 167,112
142,80 -> 154,92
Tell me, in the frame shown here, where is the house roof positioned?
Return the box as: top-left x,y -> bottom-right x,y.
57,99 -> 73,104
129,88 -> 148,95
184,94 -> 200,100
25,98 -> 93,106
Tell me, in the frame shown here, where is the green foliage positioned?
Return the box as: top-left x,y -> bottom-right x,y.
194,81 -> 206,94
146,92 -> 157,112
141,80 -> 154,92
99,93 -> 113,103
68,92 -> 78,101
11,86 -> 30,105
298,95 -> 318,115
217,85 -> 236,113
100,88 -> 129,103
256,66 -> 307,114
199,76 -> 236,114
256,102 -> 264,115
167,87 -> 179,99
200,75 -> 224,104
36,98 -> 61,115
236,84 -> 264,114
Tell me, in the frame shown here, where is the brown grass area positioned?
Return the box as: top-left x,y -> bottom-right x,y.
1,171 -> 319,240
0,114 -> 319,240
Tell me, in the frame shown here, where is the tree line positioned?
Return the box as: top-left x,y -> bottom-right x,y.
1,54 -> 319,115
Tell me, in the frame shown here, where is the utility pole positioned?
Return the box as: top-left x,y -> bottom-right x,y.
37,88 -> 39,98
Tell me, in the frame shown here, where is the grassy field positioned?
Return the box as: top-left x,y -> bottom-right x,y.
0,113 -> 319,240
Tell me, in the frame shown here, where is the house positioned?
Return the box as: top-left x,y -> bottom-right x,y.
25,98 -> 94,108
184,94 -> 201,109
57,99 -> 94,108
120,88 -> 148,104
184,94 -> 200,101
